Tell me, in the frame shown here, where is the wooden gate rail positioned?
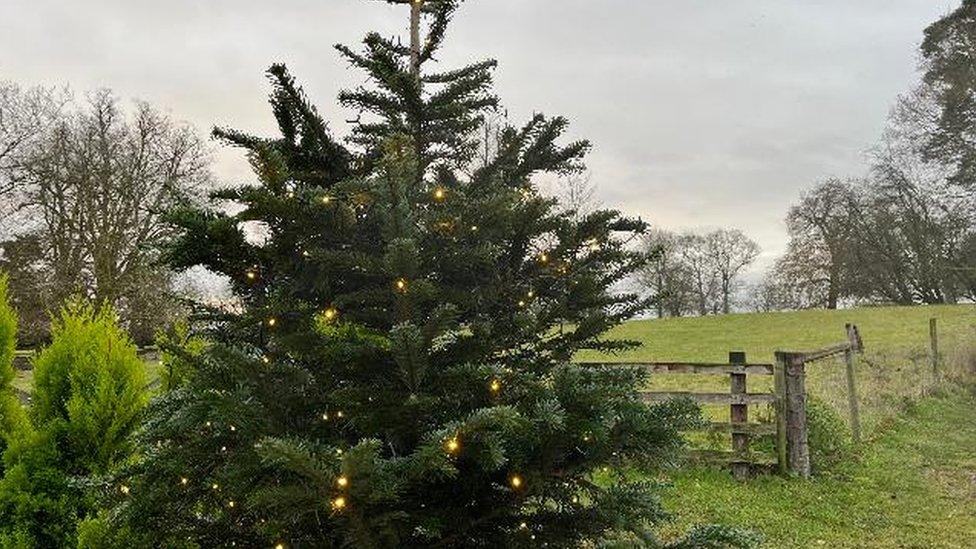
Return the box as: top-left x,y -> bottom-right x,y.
706,422 -> 777,435
582,323 -> 864,480
581,353 -> 780,480
606,362 -> 774,375
642,392 -> 776,404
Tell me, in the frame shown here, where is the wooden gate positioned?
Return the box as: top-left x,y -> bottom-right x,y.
581,324 -> 864,479
630,352 -> 778,479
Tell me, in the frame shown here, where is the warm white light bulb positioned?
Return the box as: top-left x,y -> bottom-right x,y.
510,474 -> 523,489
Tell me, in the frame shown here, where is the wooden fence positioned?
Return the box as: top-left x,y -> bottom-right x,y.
632,352 -> 777,480
581,324 -> 865,479
773,324 -> 864,478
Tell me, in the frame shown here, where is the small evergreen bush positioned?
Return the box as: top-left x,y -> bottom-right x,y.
0,300 -> 148,547
0,274 -> 27,472
0,274 -> 15,389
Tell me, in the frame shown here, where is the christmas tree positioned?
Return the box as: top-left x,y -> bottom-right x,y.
111,1 -> 753,546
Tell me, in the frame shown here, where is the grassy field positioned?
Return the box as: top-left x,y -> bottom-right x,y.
577,303 -> 975,365
579,304 -> 976,548
662,387 -> 976,547
580,304 -> 976,438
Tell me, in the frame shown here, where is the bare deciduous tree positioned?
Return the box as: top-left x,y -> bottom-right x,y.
705,228 -> 760,314
637,227 -> 760,317
0,90 -> 210,343
0,82 -> 67,207
557,170 -> 600,219
639,228 -> 693,318
764,85 -> 974,309
846,84 -> 973,305
777,179 -> 858,309
676,233 -> 718,316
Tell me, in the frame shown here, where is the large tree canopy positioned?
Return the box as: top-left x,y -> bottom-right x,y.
0,91 -> 210,344
921,0 -> 976,188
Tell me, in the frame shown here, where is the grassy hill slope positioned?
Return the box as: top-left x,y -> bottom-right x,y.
577,303 -> 976,363
593,304 -> 976,548
581,304 -> 976,436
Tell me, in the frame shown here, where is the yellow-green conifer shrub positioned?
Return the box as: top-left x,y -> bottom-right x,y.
0,274 -> 14,387
0,273 -> 27,457
30,300 -> 148,473
0,300 -> 148,547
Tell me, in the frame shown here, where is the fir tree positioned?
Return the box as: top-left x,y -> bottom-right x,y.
921,0 -> 976,189
113,2 -> 754,547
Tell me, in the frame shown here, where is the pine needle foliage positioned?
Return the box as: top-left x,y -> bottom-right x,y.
112,2 -> 756,547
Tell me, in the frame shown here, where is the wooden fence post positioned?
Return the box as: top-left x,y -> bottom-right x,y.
729,351 -> 749,480
929,317 -> 940,379
778,351 -> 810,477
844,324 -> 862,445
773,352 -> 788,475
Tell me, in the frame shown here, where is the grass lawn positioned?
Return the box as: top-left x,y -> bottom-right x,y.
661,387 -> 976,548
578,304 -> 976,548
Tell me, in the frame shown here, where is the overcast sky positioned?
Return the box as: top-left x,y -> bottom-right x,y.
0,0 -> 957,272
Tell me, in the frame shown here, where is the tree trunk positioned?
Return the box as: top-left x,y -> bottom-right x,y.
721,277 -> 731,314
410,1 -> 422,77
826,280 -> 838,309
656,271 -> 665,318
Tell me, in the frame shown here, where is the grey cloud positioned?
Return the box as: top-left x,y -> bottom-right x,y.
0,0 -> 954,274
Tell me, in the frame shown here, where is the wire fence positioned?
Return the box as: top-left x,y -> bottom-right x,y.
806,317 -> 976,442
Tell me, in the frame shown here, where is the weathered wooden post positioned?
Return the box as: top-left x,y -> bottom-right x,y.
777,350 -> 810,477
843,324 -> 862,445
929,318 -> 940,379
773,352 -> 788,475
729,351 -> 749,480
